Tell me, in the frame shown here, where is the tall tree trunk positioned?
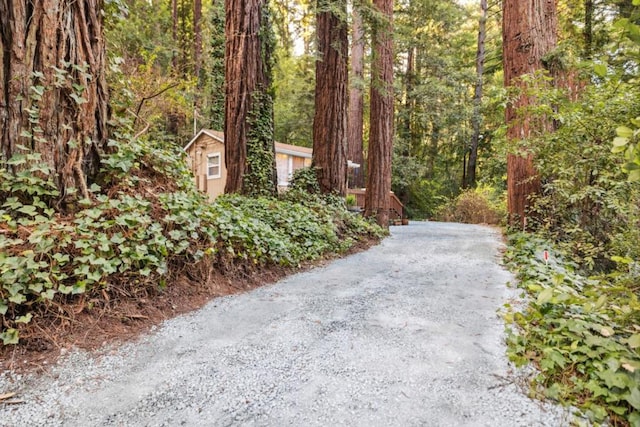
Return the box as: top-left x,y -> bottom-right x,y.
225,0 -> 260,193
172,0 -> 178,70
312,0 -> 348,196
464,0 -> 488,189
502,0 -> 558,227
347,4 -> 365,189
244,5 -> 277,197
425,125 -> 439,180
584,0 -> 593,59
208,0 -> 225,130
194,0 -> 203,80
0,0 -> 110,204
365,0 -> 394,227
224,0 -> 275,195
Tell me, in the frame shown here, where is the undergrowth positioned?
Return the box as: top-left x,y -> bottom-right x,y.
0,134 -> 384,346
504,232 -> 640,426
436,185 -> 505,225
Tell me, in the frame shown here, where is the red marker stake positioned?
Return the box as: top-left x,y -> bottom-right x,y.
543,250 -> 549,265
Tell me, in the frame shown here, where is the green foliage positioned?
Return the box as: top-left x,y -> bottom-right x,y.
288,166 -> 321,195
504,233 -> 640,426
608,7 -> 640,182
202,0 -> 225,130
0,131 -> 384,346
613,121 -> 640,182
435,185 -> 505,224
273,53 -> 315,147
245,89 -> 277,197
524,77 -> 640,272
345,194 -> 357,207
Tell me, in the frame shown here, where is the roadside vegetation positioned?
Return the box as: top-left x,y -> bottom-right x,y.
500,28 -> 640,424
0,132 -> 384,347
504,234 -> 639,426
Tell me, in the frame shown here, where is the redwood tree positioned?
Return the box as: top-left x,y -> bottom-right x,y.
347,4 -> 366,188
0,0 -> 110,202
313,0 -> 348,196
224,0 -> 276,195
365,0 -> 394,227
502,0 -> 558,226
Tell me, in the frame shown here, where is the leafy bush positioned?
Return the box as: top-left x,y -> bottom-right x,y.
435,186 -> 505,224
288,166 -> 321,195
0,134 -> 384,346
504,233 -> 640,426
522,75 -> 640,273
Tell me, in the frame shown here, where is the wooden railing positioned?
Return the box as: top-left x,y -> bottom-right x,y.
347,188 -> 404,221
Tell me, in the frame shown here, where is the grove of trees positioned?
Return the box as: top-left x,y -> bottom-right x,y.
1,0 -> 639,423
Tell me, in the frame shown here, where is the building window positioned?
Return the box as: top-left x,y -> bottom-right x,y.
276,153 -> 289,186
207,153 -> 221,179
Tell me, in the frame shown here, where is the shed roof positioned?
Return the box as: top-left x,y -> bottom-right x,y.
183,129 -> 224,152
184,130 -> 312,158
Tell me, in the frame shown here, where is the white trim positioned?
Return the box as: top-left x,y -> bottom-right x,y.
275,147 -> 312,158
184,129 -> 224,152
207,152 -> 222,179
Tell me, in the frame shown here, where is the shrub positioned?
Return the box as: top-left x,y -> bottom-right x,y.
436,186 -> 505,225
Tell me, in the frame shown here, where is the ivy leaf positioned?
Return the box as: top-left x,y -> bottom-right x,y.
537,288 -> 553,305
624,162 -> 640,171
69,93 -> 87,105
17,205 -> 37,216
628,334 -> 640,349
1,328 -> 19,345
594,63 -> 607,77
627,388 -> 640,411
600,326 -> 614,337
613,136 -> 629,147
15,313 -> 33,324
616,126 -> 634,138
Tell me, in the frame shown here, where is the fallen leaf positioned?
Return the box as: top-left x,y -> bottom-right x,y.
0,392 -> 16,401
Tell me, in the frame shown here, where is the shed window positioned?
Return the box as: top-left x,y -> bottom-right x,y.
207,153 -> 221,179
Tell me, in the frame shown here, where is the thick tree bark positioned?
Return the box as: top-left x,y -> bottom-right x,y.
0,0 -> 110,203
312,0 -> 348,196
224,0 -> 275,195
244,6 -> 277,197
464,0 -> 488,189
365,0 -> 394,227
502,0 -> 558,227
347,5 -> 365,189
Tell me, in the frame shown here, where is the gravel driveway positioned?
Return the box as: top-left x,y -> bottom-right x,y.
0,221 -> 570,426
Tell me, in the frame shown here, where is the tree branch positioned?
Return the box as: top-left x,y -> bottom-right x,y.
133,83 -> 180,127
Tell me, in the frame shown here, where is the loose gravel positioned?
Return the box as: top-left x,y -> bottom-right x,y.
0,221 -> 571,426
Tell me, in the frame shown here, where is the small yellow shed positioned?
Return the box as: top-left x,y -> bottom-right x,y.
184,129 -> 313,200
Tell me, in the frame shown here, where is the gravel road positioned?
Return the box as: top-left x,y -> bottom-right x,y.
0,221 -> 570,426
